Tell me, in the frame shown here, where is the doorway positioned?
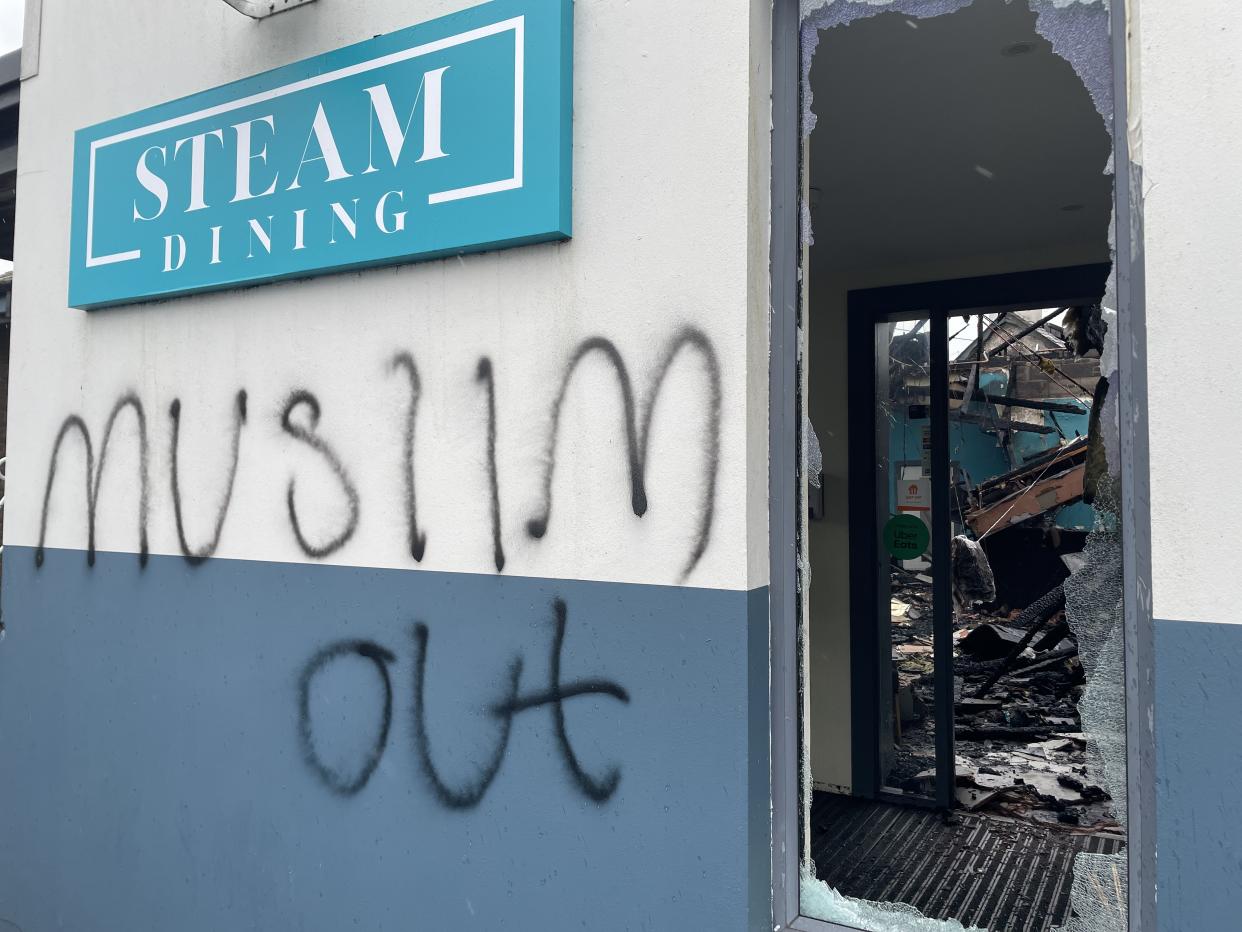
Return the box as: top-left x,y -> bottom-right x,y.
792,1 -> 1136,930
806,269 -> 1122,931
846,265 -> 1110,812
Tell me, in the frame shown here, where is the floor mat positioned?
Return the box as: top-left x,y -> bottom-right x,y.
809,792 -> 1124,932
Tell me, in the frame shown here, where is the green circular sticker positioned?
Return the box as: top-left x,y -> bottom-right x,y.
884,514 -> 930,560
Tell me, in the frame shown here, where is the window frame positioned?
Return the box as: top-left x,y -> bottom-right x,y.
847,268 -> 1112,811
766,0 -> 1156,928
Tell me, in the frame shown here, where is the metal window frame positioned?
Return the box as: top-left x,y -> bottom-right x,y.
768,0 -> 801,924
767,0 -> 1156,928
846,265 -> 1111,815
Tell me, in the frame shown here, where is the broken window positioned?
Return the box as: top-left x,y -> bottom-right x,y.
794,1 -> 1132,930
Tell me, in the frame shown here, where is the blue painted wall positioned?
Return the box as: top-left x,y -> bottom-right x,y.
1155,618 -> 1242,932
2,547 -> 1238,932
0,548 -> 770,932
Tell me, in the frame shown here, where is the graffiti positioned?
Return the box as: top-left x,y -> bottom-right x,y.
412,620 -> 520,808
513,598 -> 629,802
527,327 -> 721,581
299,598 -> 630,806
475,357 -> 506,573
280,390 -> 361,559
34,329 -> 721,579
169,391 -> 248,565
390,352 -> 428,563
298,639 -> 396,797
36,392 -> 150,568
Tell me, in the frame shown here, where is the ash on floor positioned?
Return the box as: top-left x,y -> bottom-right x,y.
889,569 -> 1119,833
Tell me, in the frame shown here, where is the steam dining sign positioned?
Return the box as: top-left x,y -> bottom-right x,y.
68,0 -> 573,309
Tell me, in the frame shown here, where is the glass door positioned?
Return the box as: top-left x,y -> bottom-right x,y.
872,313 -> 954,808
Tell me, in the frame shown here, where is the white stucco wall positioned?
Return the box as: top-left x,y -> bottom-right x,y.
1140,0 -> 1242,625
4,0 -> 771,593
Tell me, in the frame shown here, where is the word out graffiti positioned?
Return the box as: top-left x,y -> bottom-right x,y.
34,328 -> 721,581
298,599 -> 629,806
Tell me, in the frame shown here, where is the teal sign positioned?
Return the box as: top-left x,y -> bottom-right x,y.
69,0 -> 573,309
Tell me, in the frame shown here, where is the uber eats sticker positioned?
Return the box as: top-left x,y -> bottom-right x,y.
884,514 -> 930,560
69,0 -> 573,309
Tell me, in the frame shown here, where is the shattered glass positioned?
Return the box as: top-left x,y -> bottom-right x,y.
799,0 -> 975,133
801,864 -> 988,932
807,417 -> 825,487
1064,489 -> 1127,828
798,0 -> 1129,929
1054,306 -> 1128,931
1026,0 -> 1114,124
801,0 -> 1113,132
1054,852 -> 1128,932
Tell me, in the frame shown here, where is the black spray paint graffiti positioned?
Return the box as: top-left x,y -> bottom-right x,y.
36,392 -> 150,568
412,620 -> 520,808
280,390 -> 361,559
390,352 -> 428,563
298,639 -> 396,796
35,329 -> 721,578
168,391 -> 247,565
527,327 -> 721,581
298,599 -> 629,806
493,598 -> 630,802
475,357 -> 505,573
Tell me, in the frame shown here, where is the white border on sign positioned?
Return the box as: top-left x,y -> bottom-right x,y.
85,16 -> 526,269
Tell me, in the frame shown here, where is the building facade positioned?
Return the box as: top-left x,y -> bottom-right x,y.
0,1 -> 1235,931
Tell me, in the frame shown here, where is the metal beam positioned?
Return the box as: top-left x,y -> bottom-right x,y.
997,306 -> 1069,349
904,389 -> 1088,415
222,0 -> 317,19
950,410 -> 1057,435
931,314 -> 955,811
958,391 -> 1086,415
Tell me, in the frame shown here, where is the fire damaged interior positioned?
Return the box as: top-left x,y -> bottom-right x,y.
799,1 -> 1129,930
878,305 -> 1112,813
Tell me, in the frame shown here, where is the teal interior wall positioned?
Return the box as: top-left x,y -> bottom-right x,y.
890,396 -> 1093,532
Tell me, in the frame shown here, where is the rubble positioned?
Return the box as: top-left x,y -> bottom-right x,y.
889,568 -> 1118,835
877,306 -> 1122,847
966,436 -> 1089,538
957,622 -> 1026,659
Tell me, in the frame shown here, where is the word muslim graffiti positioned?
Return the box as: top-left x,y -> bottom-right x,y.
33,328 -> 722,583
